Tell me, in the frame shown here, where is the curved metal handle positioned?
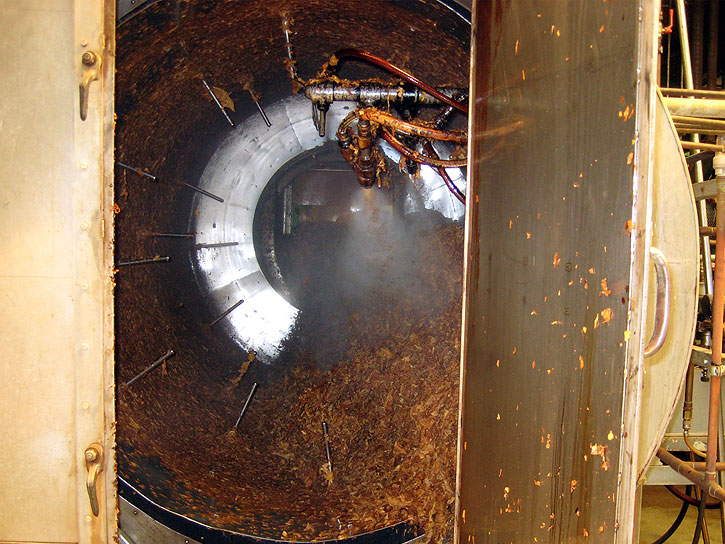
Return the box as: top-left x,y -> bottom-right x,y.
644,247 -> 672,357
79,51 -> 101,121
84,443 -> 104,516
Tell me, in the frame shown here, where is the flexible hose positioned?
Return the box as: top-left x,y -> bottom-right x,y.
328,48 -> 469,114
684,432 -> 708,459
421,140 -> 465,204
666,485 -> 721,509
692,490 -> 707,544
652,486 -> 691,544
359,108 -> 467,143
380,130 -> 467,168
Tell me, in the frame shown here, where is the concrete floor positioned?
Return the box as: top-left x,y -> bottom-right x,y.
640,486 -> 724,543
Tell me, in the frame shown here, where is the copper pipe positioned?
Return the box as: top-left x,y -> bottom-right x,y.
678,461 -> 725,471
656,448 -> 725,501
683,353 -> 707,458
380,130 -> 467,168
705,174 -> 725,481
328,48 -> 468,114
686,432 -> 708,459
359,108 -> 467,144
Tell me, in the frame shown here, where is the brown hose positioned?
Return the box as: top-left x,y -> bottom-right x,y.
421,140 -> 465,203
359,108 -> 467,144
667,485 -> 722,508
329,48 -> 469,114
380,130 -> 467,168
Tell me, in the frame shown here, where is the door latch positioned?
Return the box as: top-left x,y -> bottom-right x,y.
84,443 -> 104,516
79,51 -> 101,121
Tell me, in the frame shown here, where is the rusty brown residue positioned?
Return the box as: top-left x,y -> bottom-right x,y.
590,444 -> 610,471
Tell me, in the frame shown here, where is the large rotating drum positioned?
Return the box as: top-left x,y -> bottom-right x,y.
114,1 -> 471,542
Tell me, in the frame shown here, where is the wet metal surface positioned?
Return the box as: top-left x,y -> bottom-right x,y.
457,2 -> 644,542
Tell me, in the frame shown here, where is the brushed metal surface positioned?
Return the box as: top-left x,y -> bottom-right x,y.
457,2 -> 652,542
0,0 -> 116,542
636,91 -> 699,481
192,95 -> 465,360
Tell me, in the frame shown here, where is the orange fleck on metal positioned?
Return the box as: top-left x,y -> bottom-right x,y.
579,355 -> 584,369
600,307 -> 612,324
553,252 -> 561,268
600,278 -> 612,296
590,443 -> 610,471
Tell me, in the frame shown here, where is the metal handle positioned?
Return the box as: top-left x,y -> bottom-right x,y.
644,247 -> 672,357
84,443 -> 104,516
79,51 -> 101,121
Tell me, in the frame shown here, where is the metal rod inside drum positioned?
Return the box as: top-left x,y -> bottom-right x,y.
208,298 -> 245,327
117,256 -> 170,266
201,79 -> 234,127
322,421 -> 333,473
116,161 -> 157,181
250,91 -> 272,127
125,350 -> 176,387
182,183 -> 225,203
195,241 -> 239,249
151,232 -> 195,238
234,382 -> 259,428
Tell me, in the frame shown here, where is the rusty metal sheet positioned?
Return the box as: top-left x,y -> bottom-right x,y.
457,1 -> 651,542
